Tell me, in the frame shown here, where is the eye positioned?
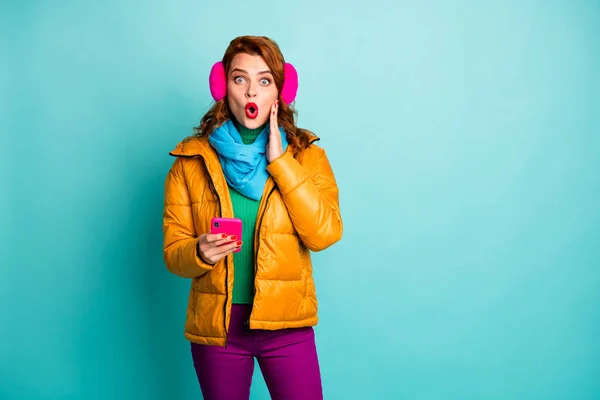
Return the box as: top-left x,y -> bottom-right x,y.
234,76 -> 246,84
260,78 -> 271,85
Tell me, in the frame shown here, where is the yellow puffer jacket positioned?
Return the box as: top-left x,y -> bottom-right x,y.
162,132 -> 343,347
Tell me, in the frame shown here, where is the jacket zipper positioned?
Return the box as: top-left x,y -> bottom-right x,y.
253,185 -> 277,301
198,156 -> 230,348
254,186 -> 276,273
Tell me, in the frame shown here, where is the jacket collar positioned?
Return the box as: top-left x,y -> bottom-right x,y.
168,133 -> 320,217
168,132 -> 320,159
168,135 -> 212,158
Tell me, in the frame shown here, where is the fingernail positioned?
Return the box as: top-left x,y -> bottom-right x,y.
236,241 -> 242,245
230,236 -> 237,240
221,234 -> 227,238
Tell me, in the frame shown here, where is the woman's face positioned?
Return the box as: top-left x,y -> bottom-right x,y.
226,53 -> 278,129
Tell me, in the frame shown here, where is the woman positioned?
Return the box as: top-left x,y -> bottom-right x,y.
162,35 -> 343,400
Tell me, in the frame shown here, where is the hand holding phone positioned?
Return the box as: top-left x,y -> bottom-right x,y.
196,218 -> 243,265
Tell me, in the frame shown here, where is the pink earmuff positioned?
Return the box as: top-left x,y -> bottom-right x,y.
208,61 -> 298,104
281,63 -> 298,105
209,62 -> 227,101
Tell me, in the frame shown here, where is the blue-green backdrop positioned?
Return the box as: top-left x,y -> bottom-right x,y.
1,0 -> 599,399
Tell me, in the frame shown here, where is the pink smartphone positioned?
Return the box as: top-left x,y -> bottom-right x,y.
210,217 -> 242,253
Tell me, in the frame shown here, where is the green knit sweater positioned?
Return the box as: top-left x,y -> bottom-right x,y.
230,119 -> 268,304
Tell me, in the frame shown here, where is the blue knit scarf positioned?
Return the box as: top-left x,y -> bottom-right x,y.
208,119 -> 288,200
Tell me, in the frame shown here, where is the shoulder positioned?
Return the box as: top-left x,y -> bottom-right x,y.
169,135 -> 211,158
294,132 -> 332,169
165,135 -> 209,178
302,128 -> 326,151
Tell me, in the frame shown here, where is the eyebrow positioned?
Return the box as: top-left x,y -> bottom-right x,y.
230,68 -> 273,76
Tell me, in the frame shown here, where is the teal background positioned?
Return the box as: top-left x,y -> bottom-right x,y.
2,0 -> 599,399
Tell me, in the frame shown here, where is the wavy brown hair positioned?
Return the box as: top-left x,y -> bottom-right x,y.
193,36 -> 312,151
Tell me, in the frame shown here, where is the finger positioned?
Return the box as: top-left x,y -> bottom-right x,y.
270,102 -> 278,133
270,102 -> 276,125
211,235 -> 239,248
216,239 -> 242,253
220,242 -> 243,256
207,247 -> 239,264
205,240 -> 242,259
203,233 -> 230,243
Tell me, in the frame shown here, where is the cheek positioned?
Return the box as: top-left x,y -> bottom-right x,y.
260,88 -> 278,107
226,96 -> 246,122
227,90 -> 244,112
227,86 -> 240,103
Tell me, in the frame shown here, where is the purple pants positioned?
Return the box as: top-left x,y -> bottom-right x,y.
190,304 -> 323,400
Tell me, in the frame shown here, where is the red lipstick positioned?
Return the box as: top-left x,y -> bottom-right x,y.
245,102 -> 258,119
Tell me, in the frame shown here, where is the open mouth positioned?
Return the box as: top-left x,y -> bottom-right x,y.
245,102 -> 258,119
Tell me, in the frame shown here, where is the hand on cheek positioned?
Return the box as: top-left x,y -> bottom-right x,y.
266,100 -> 283,163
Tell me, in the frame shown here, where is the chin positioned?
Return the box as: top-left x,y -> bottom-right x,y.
243,120 -> 260,129
243,116 -> 268,129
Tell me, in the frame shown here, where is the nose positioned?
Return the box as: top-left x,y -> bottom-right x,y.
245,81 -> 257,98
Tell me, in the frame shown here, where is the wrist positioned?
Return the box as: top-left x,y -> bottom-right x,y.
196,239 -> 214,265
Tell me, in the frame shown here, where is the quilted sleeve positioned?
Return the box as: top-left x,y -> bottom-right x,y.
266,145 -> 343,251
162,157 -> 215,278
